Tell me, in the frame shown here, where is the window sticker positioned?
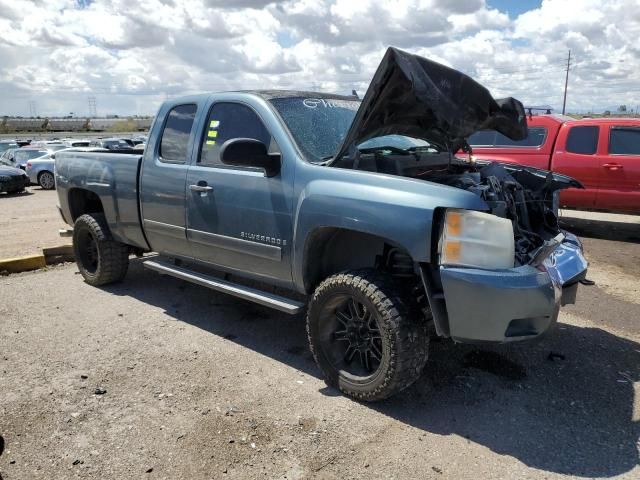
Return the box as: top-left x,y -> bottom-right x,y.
205,119 -> 220,146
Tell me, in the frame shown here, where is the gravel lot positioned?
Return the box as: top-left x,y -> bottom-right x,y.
0,189 -> 68,258
0,191 -> 639,479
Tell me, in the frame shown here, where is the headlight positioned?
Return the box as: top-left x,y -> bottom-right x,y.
439,209 -> 515,269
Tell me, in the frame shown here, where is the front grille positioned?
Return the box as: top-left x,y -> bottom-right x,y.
0,175 -> 28,190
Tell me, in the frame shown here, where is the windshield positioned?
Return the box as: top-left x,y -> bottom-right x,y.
105,140 -> 130,148
46,144 -> 67,152
270,96 -> 360,162
270,96 -> 437,162
15,150 -> 48,162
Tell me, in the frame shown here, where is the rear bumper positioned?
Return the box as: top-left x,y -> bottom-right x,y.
439,232 -> 587,343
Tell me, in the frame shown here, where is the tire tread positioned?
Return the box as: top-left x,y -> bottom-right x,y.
73,213 -> 129,286
307,269 -> 428,401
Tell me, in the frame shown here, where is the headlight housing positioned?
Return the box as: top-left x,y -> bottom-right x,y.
439,209 -> 515,269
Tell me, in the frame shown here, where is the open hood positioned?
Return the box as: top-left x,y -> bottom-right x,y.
331,47 -> 527,163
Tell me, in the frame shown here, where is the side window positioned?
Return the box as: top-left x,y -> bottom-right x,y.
467,130 -> 496,146
494,127 -> 547,147
609,127 -> 640,155
159,104 -> 197,163
467,127 -> 547,147
199,102 -> 271,166
566,126 -> 599,155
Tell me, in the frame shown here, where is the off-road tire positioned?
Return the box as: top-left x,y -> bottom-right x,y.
38,171 -> 55,190
307,269 -> 429,401
73,213 -> 129,286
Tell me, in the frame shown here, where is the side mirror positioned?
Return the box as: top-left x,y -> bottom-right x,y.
220,138 -> 280,177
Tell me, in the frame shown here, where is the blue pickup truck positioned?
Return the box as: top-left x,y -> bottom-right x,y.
55,48 -> 588,401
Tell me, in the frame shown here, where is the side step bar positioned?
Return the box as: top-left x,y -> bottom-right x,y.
143,259 -> 305,315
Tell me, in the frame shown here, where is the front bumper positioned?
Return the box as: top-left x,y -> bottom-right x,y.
0,174 -> 29,193
439,232 -> 587,343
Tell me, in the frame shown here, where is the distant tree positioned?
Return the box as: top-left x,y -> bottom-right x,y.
618,105 -> 627,112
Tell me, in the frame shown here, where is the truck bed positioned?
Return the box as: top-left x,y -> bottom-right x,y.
55,151 -> 149,250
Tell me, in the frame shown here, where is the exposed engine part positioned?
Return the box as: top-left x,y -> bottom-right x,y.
344,151 -> 581,266
417,161 -> 572,265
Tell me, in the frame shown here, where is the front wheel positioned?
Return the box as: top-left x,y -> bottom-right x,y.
306,269 -> 429,401
72,213 -> 129,286
38,171 -> 55,190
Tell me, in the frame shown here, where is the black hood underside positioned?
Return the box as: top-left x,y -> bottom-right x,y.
332,47 -> 527,162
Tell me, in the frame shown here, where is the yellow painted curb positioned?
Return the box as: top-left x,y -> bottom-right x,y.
0,244 -> 75,274
0,254 -> 47,274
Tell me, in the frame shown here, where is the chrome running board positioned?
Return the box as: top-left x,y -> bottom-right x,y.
143,258 -> 304,315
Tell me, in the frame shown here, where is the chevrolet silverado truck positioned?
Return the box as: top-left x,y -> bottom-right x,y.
55,48 -> 588,401
468,115 -> 640,214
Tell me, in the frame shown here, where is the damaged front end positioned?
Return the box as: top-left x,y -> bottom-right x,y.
423,159 -> 583,266
394,153 -> 589,343
330,47 -> 588,343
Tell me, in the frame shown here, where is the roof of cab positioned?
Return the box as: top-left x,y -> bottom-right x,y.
527,114 -> 640,127
167,90 -> 358,104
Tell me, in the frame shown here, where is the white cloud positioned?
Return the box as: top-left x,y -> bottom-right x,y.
0,0 -> 638,116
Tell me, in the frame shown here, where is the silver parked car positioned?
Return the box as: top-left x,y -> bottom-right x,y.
26,147 -> 108,189
6,148 -> 50,170
25,154 -> 55,189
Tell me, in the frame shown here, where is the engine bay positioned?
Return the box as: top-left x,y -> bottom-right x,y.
339,150 -> 582,265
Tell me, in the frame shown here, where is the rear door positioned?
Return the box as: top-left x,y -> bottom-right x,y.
596,125 -> 640,213
185,100 -> 294,286
551,124 -> 602,209
139,103 -> 198,257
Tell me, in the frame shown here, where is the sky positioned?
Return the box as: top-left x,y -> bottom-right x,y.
0,0 -> 638,117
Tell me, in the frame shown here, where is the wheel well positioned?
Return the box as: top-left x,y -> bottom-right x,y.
302,227 -> 415,293
68,188 -> 104,222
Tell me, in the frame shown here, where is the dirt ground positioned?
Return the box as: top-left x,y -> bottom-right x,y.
0,195 -> 639,479
0,189 -> 68,258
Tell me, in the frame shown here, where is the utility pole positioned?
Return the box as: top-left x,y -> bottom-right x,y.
28,100 -> 37,117
562,50 -> 571,115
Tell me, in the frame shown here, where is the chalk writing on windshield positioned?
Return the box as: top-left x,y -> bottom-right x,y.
303,98 -> 360,110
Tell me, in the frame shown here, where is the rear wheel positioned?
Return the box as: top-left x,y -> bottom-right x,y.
73,213 -> 129,286
307,269 -> 429,401
38,171 -> 55,190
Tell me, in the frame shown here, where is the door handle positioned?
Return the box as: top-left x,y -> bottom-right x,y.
602,163 -> 623,170
190,183 -> 213,192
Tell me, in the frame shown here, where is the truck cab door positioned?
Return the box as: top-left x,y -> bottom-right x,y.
595,125 -> 640,213
552,124 -> 601,209
185,101 -> 294,287
139,103 -> 198,257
